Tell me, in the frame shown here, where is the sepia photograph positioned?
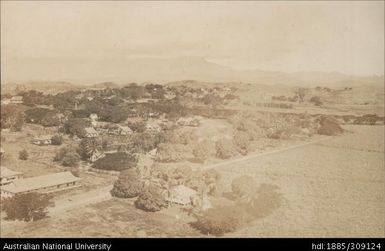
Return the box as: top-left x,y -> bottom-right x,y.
0,0 -> 384,243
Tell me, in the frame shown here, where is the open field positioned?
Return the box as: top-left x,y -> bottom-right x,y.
1,125 -> 382,237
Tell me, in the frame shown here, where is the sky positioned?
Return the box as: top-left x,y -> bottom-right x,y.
1,1 -> 384,82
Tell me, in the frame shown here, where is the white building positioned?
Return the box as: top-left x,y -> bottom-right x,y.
32,135 -> 52,146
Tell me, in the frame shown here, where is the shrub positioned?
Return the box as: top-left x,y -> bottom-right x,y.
93,152 -> 137,171
18,149 -> 28,160
231,175 -> 256,203
111,169 -> 144,198
233,131 -> 252,155
191,206 -> 251,236
317,115 -> 343,136
135,185 -> 167,212
54,147 -> 81,167
192,140 -> 215,163
310,96 -> 323,106
215,139 -> 238,159
62,151 -> 81,167
51,135 -> 63,145
156,143 -> 186,162
2,193 -> 52,222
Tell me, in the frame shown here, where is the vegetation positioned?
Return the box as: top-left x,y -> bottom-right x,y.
0,105 -> 24,131
191,205 -> 251,236
317,115 -> 343,136
134,185 -> 167,212
2,193 -> 53,222
215,139 -> 238,159
231,175 -> 256,204
54,147 -> 81,167
18,149 -> 29,160
93,152 -> 138,171
51,135 -> 64,145
111,169 -> 144,198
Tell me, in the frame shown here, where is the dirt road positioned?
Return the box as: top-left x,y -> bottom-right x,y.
219,125 -> 384,237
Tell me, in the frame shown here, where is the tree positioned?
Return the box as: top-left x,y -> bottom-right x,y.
231,175 -> 256,203
156,143 -> 186,162
78,138 -> 102,160
191,206 -> 251,236
93,152 -> 138,171
310,96 -> 323,106
0,105 -> 24,131
54,147 -> 80,167
192,141 -> 214,163
215,139 -> 238,159
51,135 -> 63,145
134,185 -> 167,212
317,115 -> 343,136
62,151 -> 81,167
18,149 -> 29,160
110,169 -> 144,198
63,118 -> 90,138
2,193 -> 53,222
233,131 -> 252,155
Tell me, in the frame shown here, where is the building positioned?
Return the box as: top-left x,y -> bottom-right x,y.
90,150 -> 105,162
117,125 -> 133,135
167,185 -> 197,206
84,127 -> 99,138
145,122 -> 161,133
10,96 -> 23,104
0,171 -> 82,198
32,135 -> 52,146
0,167 -> 23,186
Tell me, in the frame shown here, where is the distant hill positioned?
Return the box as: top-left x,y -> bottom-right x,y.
2,56 -> 383,89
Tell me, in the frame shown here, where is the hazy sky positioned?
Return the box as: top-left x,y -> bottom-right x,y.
1,1 -> 384,82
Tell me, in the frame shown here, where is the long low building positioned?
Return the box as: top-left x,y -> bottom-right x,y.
0,171 -> 81,198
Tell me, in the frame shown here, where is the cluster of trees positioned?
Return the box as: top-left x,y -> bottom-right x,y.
24,108 -> 61,127
93,152 -> 138,171
0,105 -> 24,131
54,147 -> 81,167
111,169 -> 167,212
316,115 -> 344,136
191,205 -> 252,236
310,96 -> 323,106
2,192 -> 53,222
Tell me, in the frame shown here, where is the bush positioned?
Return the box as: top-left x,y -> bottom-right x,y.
93,152 -> 137,171
192,140 -> 215,163
231,175 -> 256,203
156,143 -> 187,162
135,185 -> 167,212
2,193 -> 52,222
310,96 -> 323,106
51,135 -> 63,145
54,147 -> 81,167
111,169 -> 144,198
18,149 -> 28,160
191,206 -> 251,236
233,131 -> 252,155
317,115 -> 343,136
215,139 -> 238,159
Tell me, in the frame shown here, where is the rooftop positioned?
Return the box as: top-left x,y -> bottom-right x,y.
85,127 -> 98,134
0,166 -> 22,178
1,172 -> 81,194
